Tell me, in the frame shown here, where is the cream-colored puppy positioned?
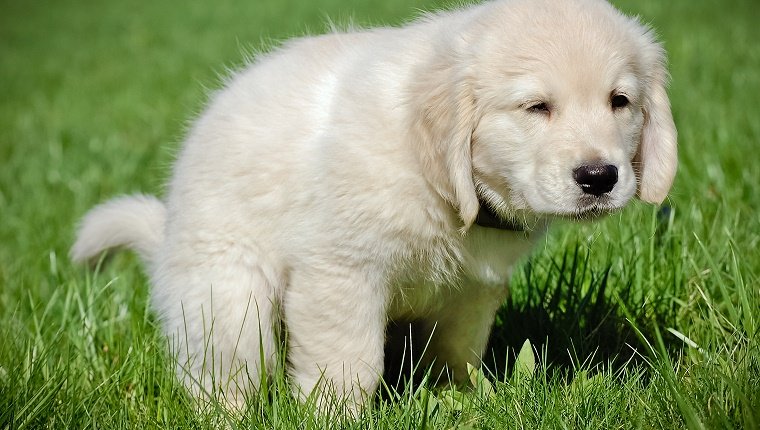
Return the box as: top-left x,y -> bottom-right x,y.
72,0 -> 676,412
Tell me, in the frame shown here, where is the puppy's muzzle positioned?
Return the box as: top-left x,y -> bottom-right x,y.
573,164 -> 618,196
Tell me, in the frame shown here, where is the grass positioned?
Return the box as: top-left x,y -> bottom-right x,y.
1,0 -> 759,428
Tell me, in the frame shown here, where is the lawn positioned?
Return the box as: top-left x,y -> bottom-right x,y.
1,0 -> 758,428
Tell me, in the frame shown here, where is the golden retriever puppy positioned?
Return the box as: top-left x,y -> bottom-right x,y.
72,0 -> 676,413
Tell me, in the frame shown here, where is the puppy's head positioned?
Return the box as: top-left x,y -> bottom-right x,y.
411,0 -> 677,228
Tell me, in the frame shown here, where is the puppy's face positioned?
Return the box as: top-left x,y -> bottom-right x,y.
472,53 -> 643,218
467,0 -> 676,221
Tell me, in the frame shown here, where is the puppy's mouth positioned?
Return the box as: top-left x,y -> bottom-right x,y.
564,195 -> 621,221
475,186 -> 627,229
567,206 -> 613,221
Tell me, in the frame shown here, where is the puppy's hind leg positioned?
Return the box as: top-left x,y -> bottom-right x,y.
152,242 -> 284,409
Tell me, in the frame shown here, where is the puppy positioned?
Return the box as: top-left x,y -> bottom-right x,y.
72,0 -> 676,413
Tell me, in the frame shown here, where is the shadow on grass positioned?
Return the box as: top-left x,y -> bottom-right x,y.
383,243 -> 679,393
485,243 -> 677,381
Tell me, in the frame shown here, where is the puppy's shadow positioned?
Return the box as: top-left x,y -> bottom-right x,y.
492,246 -> 684,383
382,245 -> 676,393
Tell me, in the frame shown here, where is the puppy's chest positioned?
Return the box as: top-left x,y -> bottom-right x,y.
387,226 -> 542,320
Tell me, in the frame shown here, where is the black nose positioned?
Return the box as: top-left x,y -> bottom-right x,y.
573,164 -> 618,196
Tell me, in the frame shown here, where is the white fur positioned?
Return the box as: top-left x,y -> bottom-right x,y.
70,195 -> 165,265
72,0 -> 676,413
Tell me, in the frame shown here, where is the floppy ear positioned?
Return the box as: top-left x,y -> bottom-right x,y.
407,57 -> 480,229
636,41 -> 678,204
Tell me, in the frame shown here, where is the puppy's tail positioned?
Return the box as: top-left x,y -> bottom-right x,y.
71,194 -> 166,267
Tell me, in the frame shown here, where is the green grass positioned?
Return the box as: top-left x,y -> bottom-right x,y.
1,0 -> 759,428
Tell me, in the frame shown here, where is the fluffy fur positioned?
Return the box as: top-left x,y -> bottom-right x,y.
72,0 -> 676,413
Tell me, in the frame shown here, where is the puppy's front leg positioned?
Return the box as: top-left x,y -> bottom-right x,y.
284,263 -> 387,414
422,280 -> 509,383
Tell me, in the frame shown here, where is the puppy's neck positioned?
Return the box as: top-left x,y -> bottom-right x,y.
474,198 -> 524,231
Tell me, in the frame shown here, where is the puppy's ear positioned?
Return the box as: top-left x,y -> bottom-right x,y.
408,59 -> 479,229
636,39 -> 678,204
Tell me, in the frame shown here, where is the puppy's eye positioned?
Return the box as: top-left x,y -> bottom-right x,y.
527,102 -> 550,114
611,94 -> 630,109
